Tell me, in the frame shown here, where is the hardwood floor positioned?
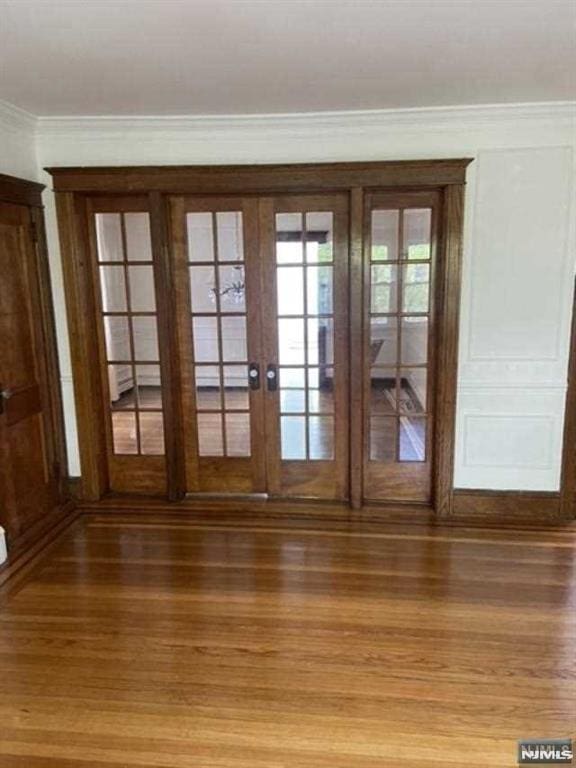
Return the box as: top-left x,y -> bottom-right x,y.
0,512 -> 575,767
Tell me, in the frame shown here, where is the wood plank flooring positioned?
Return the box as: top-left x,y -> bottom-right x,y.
0,512 -> 575,767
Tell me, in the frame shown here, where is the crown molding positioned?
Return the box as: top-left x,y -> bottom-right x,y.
0,98 -> 37,135
36,101 -> 576,139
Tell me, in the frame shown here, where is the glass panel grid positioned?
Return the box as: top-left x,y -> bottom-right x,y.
369,206 -> 432,464
189,211 -> 251,458
276,211 -> 336,461
95,212 -> 164,457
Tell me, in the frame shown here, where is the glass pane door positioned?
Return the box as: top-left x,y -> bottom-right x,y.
261,195 -> 349,500
171,197 -> 266,494
89,200 -> 167,495
364,191 -> 439,502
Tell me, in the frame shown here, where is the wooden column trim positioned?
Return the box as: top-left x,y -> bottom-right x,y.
434,184 -> 465,517
349,188 -> 364,509
29,205 -> 68,493
149,191 -> 186,500
54,192 -> 107,501
560,277 -> 576,519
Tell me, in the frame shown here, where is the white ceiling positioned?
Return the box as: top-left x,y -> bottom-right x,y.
0,0 -> 574,117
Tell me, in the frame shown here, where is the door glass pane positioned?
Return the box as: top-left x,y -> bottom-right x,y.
192,317 -> 219,362
404,209 -> 431,260
280,389 -> 306,413
139,412 -> 165,455
104,316 -> 131,361
399,416 -> 426,461
306,212 -> 333,263
279,318 -> 304,365
370,367 -> 396,414
371,265 -> 397,313
216,212 -> 244,262
399,368 -> 427,414
109,364 -> 134,410
225,413 -> 250,456
198,413 -> 224,456
309,416 -> 334,460
219,265 -> 246,313
135,364 -> 162,409
400,317 -> 428,365
307,368 -> 334,413
133,317 -> 159,361
223,365 -> 249,410
402,264 -> 430,313
112,412 -> 138,455
195,365 -> 221,409
187,213 -> 215,262
370,317 -> 397,366
371,210 -> 399,262
95,209 -> 164,456
308,318 -> 333,365
277,267 -> 304,315
125,213 -> 152,261
370,416 -> 397,462
189,266 -> 216,313
276,213 -> 303,263
99,266 -> 127,312
306,266 -> 333,314
281,416 -> 306,459
221,317 -> 247,361
279,367 -> 305,388
95,213 -> 123,262
128,266 -> 156,312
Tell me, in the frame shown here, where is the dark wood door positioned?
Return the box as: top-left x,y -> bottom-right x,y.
0,201 -> 61,539
260,194 -> 350,500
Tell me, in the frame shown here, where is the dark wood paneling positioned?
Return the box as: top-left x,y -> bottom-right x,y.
434,185 -> 465,516
55,192 -> 108,500
560,277 -> 576,519
453,489 -> 563,521
46,159 -> 472,194
349,188 -> 364,510
0,173 -> 44,207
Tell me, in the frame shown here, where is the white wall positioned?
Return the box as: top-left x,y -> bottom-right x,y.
0,101 -> 37,180
28,102 -> 576,489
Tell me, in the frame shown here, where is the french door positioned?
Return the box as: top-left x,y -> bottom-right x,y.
170,193 -> 350,500
72,161 -> 468,510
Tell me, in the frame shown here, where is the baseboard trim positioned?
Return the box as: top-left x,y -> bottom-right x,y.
77,490 -> 574,528
451,489 -> 565,522
0,502 -> 80,599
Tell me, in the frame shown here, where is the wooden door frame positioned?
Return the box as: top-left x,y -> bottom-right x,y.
0,173 -> 67,498
48,159 -> 471,515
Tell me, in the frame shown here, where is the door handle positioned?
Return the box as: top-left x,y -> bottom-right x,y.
0,385 -> 13,416
266,364 -> 278,392
248,363 -> 260,391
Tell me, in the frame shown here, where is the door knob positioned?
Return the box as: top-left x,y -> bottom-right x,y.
0,385 -> 13,416
266,364 -> 278,392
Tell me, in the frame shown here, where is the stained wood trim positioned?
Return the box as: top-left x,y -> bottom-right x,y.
349,188 -> 364,509
0,173 -> 45,207
0,503 -> 79,600
46,159 -> 472,194
434,184 -> 465,516
54,192 -> 108,500
149,192 -> 186,500
453,489 -> 563,521
30,206 -> 68,493
559,277 -> 576,520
